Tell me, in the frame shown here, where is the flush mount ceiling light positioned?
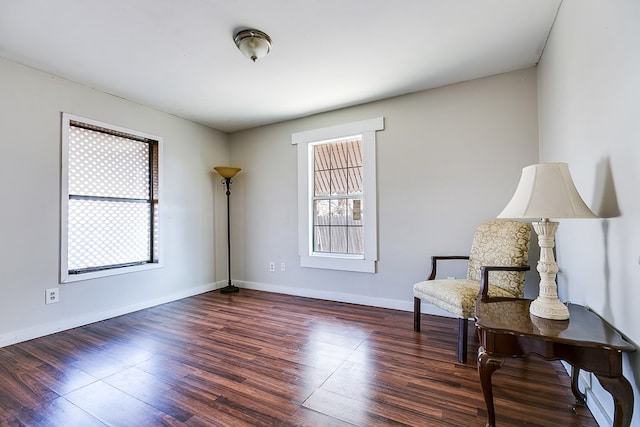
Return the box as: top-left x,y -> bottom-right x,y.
234,29 -> 272,62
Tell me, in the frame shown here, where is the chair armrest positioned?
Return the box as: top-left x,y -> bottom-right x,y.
478,265 -> 530,301
428,256 -> 470,280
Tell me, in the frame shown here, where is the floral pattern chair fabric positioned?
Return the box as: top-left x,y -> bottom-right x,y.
413,220 -> 531,363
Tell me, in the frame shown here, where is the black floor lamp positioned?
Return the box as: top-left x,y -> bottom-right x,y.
213,166 -> 241,294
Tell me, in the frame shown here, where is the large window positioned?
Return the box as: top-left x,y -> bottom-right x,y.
60,113 -> 162,282
292,117 -> 383,273
312,138 -> 363,255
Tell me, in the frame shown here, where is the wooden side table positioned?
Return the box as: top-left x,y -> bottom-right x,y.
475,299 -> 635,427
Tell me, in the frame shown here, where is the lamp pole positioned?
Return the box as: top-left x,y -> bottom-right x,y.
213,166 -> 241,294
220,177 -> 239,293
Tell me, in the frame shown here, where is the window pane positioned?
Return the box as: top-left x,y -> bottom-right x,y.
314,200 -> 330,226
346,139 -> 362,167
330,227 -> 348,253
314,144 -> 331,171
69,126 -> 150,199
329,199 -> 347,225
313,139 -> 363,198
330,168 -> 348,195
329,142 -> 345,169
347,166 -> 363,194
68,199 -> 150,270
313,226 -> 330,252
348,226 -> 363,254
314,170 -> 330,197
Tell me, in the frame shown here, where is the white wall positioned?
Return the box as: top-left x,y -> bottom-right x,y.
229,68 -> 539,314
0,58 -> 230,346
537,0 -> 640,425
0,53 -> 539,345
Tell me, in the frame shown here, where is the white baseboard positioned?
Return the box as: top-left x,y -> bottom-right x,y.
561,362 -> 610,427
235,280 -> 455,318
0,281 -> 223,348
237,280 -> 408,310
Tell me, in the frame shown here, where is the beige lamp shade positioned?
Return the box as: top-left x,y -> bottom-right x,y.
213,166 -> 241,179
498,163 -> 596,220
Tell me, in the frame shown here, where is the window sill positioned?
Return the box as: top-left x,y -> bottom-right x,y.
300,255 -> 376,273
61,262 -> 162,283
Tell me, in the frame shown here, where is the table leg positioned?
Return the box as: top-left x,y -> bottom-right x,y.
595,374 -> 634,427
570,366 -> 586,404
478,346 -> 504,427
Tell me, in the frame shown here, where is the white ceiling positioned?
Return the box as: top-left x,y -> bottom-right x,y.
0,0 -> 561,133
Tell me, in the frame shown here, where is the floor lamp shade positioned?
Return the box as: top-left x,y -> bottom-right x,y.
498,163 -> 596,320
214,166 -> 241,179
213,166 -> 241,294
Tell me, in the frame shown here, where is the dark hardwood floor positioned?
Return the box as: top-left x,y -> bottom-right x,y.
0,289 -> 597,426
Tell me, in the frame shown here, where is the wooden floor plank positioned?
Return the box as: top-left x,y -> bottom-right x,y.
0,289 -> 598,426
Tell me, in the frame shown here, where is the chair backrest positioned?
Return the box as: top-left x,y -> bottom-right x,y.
466,220 -> 531,297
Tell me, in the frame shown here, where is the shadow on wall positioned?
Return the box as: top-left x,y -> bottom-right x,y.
592,157 -> 621,323
586,158 -> 640,420
593,157 -> 621,218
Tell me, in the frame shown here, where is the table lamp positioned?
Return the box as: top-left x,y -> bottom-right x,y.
498,163 -> 596,320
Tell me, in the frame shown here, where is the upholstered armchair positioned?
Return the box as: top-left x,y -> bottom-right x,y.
413,220 -> 531,363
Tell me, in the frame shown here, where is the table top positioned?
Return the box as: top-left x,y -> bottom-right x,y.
475,299 -> 635,352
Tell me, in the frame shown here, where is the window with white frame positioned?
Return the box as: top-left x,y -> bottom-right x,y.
312,138 -> 363,255
292,117 -> 383,273
60,113 -> 162,282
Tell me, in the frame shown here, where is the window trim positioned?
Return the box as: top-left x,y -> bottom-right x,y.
60,113 -> 163,283
292,117 -> 383,273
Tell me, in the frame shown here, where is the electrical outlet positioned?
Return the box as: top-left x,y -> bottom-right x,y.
46,288 -> 59,304
280,262 -> 286,272
269,262 -> 275,272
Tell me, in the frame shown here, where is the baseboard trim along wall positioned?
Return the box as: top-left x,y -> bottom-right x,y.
0,282 -> 222,348
236,280 -> 454,317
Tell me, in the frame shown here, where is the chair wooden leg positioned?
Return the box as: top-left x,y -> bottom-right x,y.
457,318 -> 468,363
414,297 -> 421,332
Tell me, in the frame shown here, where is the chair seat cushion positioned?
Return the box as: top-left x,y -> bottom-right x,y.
413,279 -> 518,319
